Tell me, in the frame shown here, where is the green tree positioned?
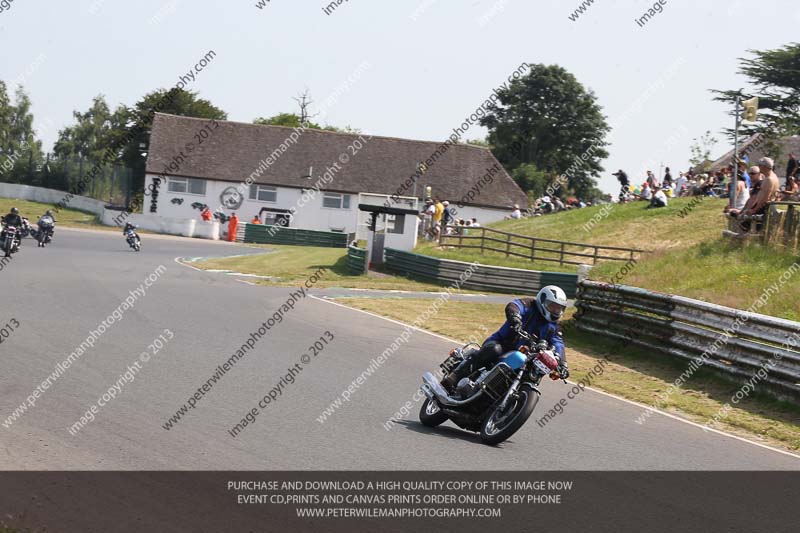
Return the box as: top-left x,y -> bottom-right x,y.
713,43 -> 800,138
510,163 -> 549,198
480,64 -> 610,198
122,88 -> 227,198
0,84 -> 43,184
688,130 -> 718,172
253,112 -> 321,128
253,112 -> 358,133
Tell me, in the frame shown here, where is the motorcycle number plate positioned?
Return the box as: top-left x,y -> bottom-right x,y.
533,359 -> 551,374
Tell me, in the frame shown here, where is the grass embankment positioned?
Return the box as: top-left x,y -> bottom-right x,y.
335,297 -> 800,452
417,197 -> 727,273
0,197 -> 105,229
591,239 -> 800,321
191,245 -> 478,291
420,197 -> 800,320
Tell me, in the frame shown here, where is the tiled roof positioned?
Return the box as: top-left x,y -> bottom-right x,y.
145,113 -> 529,209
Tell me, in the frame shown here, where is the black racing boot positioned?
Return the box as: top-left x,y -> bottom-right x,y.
441,358 -> 472,390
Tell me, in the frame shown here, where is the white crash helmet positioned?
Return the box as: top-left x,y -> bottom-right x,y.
536,285 -> 567,322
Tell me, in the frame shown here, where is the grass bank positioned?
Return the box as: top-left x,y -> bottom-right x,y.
191,245 -> 482,291
416,197 -> 728,273
334,297 -> 800,452
590,239 -> 800,321
0,197 -> 105,230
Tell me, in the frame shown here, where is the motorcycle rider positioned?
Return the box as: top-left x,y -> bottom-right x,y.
37,209 -> 56,241
442,285 -> 570,389
123,221 -> 137,234
1,207 -> 24,248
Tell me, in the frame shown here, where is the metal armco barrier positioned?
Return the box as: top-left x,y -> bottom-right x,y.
575,280 -> 800,401
347,246 -> 367,275
383,248 -> 578,297
238,224 -> 348,248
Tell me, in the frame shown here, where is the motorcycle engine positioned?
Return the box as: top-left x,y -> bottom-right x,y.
480,363 -> 517,400
455,377 -> 477,399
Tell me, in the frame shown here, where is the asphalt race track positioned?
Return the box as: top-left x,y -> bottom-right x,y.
1,228 -> 798,471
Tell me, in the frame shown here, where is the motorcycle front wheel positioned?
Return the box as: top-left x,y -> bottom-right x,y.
480,386 -> 539,445
419,398 -> 448,427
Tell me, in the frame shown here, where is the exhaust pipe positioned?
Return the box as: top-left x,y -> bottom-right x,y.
421,372 -> 484,407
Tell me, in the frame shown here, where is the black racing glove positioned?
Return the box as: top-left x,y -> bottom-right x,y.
508,312 -> 523,336
558,364 -> 570,381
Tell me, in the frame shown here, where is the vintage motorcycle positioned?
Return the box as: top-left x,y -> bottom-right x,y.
19,217 -> 33,239
33,216 -> 55,247
1,224 -> 20,258
419,332 -> 565,445
125,225 -> 141,252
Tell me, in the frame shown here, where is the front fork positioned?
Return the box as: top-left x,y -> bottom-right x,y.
496,368 -> 527,413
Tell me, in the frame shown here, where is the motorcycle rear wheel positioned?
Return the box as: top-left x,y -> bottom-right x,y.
480,386 -> 539,445
419,398 -> 448,427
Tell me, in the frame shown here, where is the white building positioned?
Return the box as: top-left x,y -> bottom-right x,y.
142,114 -> 528,241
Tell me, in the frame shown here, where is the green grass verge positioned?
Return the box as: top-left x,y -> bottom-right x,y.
334,297 -> 800,452
191,245 -> 484,291
416,197 -> 728,273
590,238 -> 800,321
0,197 -> 105,229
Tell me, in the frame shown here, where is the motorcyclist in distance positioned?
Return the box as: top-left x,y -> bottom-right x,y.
37,209 -> 57,243
442,285 -> 570,389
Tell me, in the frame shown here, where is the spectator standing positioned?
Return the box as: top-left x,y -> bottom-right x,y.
442,200 -> 453,226
432,198 -> 444,238
613,169 -> 630,202
674,172 -> 687,197
646,170 -> 658,189
663,167 -> 673,188
227,212 -> 239,242
786,153 -> 798,187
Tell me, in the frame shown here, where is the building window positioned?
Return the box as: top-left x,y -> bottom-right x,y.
387,214 -> 405,234
168,177 -> 206,195
322,192 -> 351,209
249,184 -> 277,203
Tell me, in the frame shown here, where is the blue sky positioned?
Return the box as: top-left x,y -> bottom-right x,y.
2,0 -> 799,194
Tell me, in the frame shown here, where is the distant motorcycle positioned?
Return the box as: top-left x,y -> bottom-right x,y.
34,216 -> 55,247
1,224 -> 20,258
19,217 -> 32,239
125,226 -> 141,252
419,331 -> 566,445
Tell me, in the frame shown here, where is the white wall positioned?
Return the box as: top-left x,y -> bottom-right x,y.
448,204 -> 510,226
1,181 -> 219,239
144,174 -> 511,239
145,174 -> 359,234
0,182 -> 106,216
